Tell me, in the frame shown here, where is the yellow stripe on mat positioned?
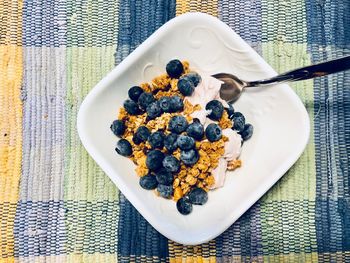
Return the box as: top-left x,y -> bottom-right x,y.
169,240 -> 217,263
0,0 -> 24,261
0,47 -> 23,203
0,45 -> 23,262
176,0 -> 218,17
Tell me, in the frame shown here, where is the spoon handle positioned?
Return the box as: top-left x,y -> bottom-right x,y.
246,55 -> 350,87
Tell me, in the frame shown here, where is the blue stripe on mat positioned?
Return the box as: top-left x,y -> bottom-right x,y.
315,198 -> 350,253
215,203 -> 263,257
115,0 -> 176,64
117,194 -> 169,260
20,47 -> 67,202
218,0 -> 262,54
115,0 -> 175,259
23,0 -> 66,47
14,201 -> 67,257
306,0 -> 350,257
215,2 -> 262,258
305,0 -> 350,48
312,65 -> 350,254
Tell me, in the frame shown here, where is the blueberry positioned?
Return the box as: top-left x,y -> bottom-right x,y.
184,72 -> 201,87
239,123 -> 254,141
169,96 -> 184,112
146,150 -> 164,171
162,155 -> 180,173
158,96 -> 172,112
186,121 -> 204,140
110,120 -> 126,137
168,115 -> 188,134
188,187 -> 208,205
148,131 -> 165,149
232,112 -> 245,132
139,174 -> 158,190
178,77 -> 195,96
166,59 -> 184,78
225,104 -> 235,119
205,123 -> 222,142
157,184 -> 174,198
177,135 -> 195,150
124,99 -> 141,115
180,149 -> 199,166
146,101 -> 162,119
206,100 -> 224,121
128,86 -> 144,102
138,92 -> 155,110
155,168 -> 174,185
132,134 -> 143,145
176,197 -> 193,215
135,126 -> 150,142
115,139 -> 132,157
164,133 -> 178,152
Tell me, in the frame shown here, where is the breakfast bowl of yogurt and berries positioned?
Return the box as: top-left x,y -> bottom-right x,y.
77,13 -> 309,245
111,59 -> 253,215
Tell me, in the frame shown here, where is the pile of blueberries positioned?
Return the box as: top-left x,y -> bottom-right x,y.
110,59 -> 253,215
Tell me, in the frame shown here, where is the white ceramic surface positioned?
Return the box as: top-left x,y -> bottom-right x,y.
77,13 -> 310,245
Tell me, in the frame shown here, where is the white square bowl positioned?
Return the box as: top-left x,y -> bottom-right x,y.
77,13 -> 310,245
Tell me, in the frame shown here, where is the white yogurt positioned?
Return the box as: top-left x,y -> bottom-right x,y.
185,74 -> 242,189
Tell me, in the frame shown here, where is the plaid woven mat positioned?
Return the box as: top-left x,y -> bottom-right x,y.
1,0 -> 349,262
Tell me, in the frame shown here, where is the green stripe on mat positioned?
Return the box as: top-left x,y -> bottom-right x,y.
261,0 -> 307,43
64,201 -> 118,255
64,46 -> 118,202
64,47 -> 119,256
66,0 -> 119,47
261,43 -> 316,202
260,42 -> 318,257
262,252 -> 319,262
260,200 -> 318,255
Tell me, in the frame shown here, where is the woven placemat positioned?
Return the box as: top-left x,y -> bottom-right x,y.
1,0 -> 349,262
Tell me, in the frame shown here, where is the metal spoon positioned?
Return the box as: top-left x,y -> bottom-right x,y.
213,55 -> 350,103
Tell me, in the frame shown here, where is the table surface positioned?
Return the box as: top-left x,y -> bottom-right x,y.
1,0 -> 349,262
